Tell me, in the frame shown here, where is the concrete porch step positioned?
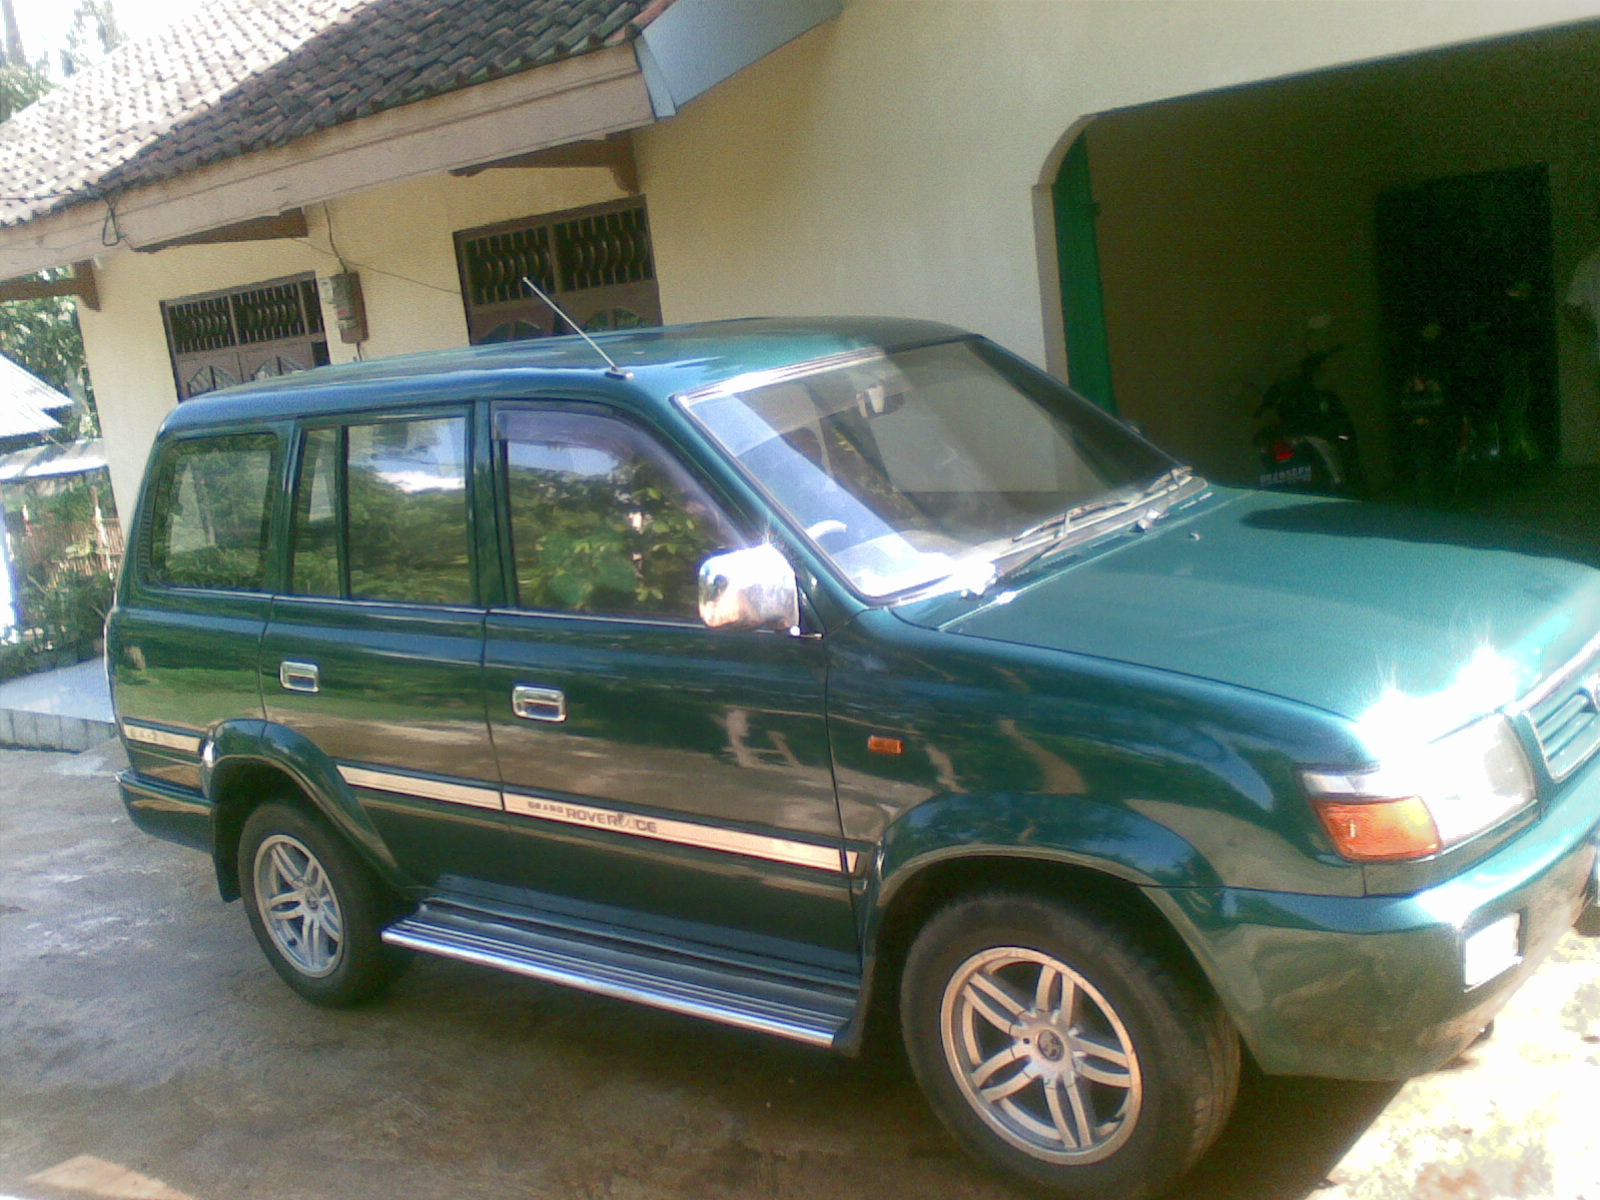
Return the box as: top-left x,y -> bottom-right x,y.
0,658 -> 116,752
0,706 -> 116,752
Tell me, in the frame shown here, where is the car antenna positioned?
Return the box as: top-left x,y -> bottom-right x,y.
520,276 -> 633,380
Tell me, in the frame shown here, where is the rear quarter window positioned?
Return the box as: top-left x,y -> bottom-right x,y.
146,432 -> 279,592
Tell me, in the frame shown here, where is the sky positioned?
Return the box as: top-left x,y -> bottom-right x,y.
13,0 -> 205,69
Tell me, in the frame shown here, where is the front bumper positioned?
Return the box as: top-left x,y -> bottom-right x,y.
1156,755 -> 1600,1080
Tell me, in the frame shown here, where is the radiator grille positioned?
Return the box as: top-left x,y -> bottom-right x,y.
1528,650 -> 1600,781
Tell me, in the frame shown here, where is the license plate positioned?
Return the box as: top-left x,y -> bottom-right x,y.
1260,464 -> 1314,487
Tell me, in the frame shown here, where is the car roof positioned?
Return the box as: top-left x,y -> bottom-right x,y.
159,316 -> 971,433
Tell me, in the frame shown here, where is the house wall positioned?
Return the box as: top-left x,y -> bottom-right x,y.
77,0 -> 1600,524
634,0 -> 1600,367
79,167 -> 626,522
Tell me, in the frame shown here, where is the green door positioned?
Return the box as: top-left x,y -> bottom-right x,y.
1053,134 -> 1116,412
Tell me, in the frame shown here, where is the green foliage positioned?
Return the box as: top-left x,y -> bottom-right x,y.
345,469 -> 473,606
0,59 -> 49,119
510,463 -> 721,618
0,639 -> 38,682
0,47 -> 98,421
4,474 -> 118,654
0,290 -> 93,412
20,566 -> 113,651
150,437 -> 275,591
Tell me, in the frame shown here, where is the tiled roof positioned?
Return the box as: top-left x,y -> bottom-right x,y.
0,356 -> 69,442
0,0 -> 653,228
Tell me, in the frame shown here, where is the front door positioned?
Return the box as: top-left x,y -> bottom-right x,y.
482,404 -> 857,970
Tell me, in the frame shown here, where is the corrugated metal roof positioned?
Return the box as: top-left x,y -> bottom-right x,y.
0,437 -> 105,482
0,356 -> 69,441
0,0 -> 653,228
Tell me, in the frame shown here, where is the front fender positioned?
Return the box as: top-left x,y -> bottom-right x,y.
863,790 -> 1226,956
202,719 -> 405,897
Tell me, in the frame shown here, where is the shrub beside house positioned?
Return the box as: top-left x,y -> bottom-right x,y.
0,354 -> 119,679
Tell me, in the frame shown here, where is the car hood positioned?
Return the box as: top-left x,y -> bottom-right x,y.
900,487 -> 1600,746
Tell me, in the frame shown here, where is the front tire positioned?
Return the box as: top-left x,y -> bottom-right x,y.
239,801 -> 406,1007
900,892 -> 1238,1200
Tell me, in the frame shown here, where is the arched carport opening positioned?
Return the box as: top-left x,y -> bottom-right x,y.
1044,21 -> 1600,495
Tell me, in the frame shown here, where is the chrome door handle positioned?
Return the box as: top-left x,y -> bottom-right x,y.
279,660 -> 320,694
512,685 -> 566,723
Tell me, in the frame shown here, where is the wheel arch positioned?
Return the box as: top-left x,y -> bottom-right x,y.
863,851 -> 1217,1032
203,720 -> 402,901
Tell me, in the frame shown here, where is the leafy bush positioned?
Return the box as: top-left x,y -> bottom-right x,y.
18,567 -> 114,655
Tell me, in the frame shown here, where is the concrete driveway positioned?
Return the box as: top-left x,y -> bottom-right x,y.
2,740 -> 1597,1200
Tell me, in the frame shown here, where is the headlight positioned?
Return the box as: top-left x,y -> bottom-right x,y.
1302,714 -> 1535,862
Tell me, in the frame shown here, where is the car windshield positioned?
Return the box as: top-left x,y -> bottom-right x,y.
679,338 -> 1181,599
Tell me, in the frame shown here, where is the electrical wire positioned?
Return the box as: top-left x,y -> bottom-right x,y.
290,235 -> 460,299
318,202 -> 362,361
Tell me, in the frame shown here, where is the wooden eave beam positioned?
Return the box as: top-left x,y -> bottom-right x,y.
451,134 -> 639,194
0,260 -> 99,311
135,208 -> 309,254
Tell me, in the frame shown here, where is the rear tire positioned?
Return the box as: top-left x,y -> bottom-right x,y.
239,801 -> 407,1007
900,892 -> 1238,1200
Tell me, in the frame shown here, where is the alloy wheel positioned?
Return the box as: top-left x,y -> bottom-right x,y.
252,832 -> 345,978
939,946 -> 1142,1164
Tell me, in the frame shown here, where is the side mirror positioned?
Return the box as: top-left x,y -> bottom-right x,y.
698,543 -> 799,632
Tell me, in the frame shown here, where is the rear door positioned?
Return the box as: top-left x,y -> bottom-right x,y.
113,428 -> 284,796
482,403 -> 857,968
260,409 -> 518,899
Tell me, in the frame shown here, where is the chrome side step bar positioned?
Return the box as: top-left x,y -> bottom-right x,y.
383,901 -> 857,1049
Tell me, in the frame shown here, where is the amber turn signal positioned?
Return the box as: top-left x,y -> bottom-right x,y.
867,734 -> 905,756
1311,796 -> 1442,862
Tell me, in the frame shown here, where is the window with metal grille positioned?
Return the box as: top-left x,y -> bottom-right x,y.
162,275 -> 329,401
454,199 -> 661,345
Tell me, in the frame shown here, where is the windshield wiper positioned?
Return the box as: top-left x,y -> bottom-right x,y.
1010,496 -> 1128,546
995,467 -> 1196,586
1139,464 -> 1194,501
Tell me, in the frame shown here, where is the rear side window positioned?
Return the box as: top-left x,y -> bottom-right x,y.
148,433 -> 279,591
289,415 -> 473,606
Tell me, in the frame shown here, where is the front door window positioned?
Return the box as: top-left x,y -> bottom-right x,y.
499,409 -> 736,618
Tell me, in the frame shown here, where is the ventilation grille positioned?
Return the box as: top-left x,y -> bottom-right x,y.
554,205 -> 653,292
167,279 -> 324,354
461,203 -> 654,309
1529,650 -> 1600,781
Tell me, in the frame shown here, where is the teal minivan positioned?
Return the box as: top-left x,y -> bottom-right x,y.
110,318 -> 1600,1199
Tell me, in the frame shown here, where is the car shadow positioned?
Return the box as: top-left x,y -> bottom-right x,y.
1165,1064 -> 1400,1200
1241,496 -> 1600,566
380,957 -> 1402,1200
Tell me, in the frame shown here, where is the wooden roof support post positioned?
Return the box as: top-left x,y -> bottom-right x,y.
0,260 -> 99,310
450,134 -> 640,194
135,209 -> 310,254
